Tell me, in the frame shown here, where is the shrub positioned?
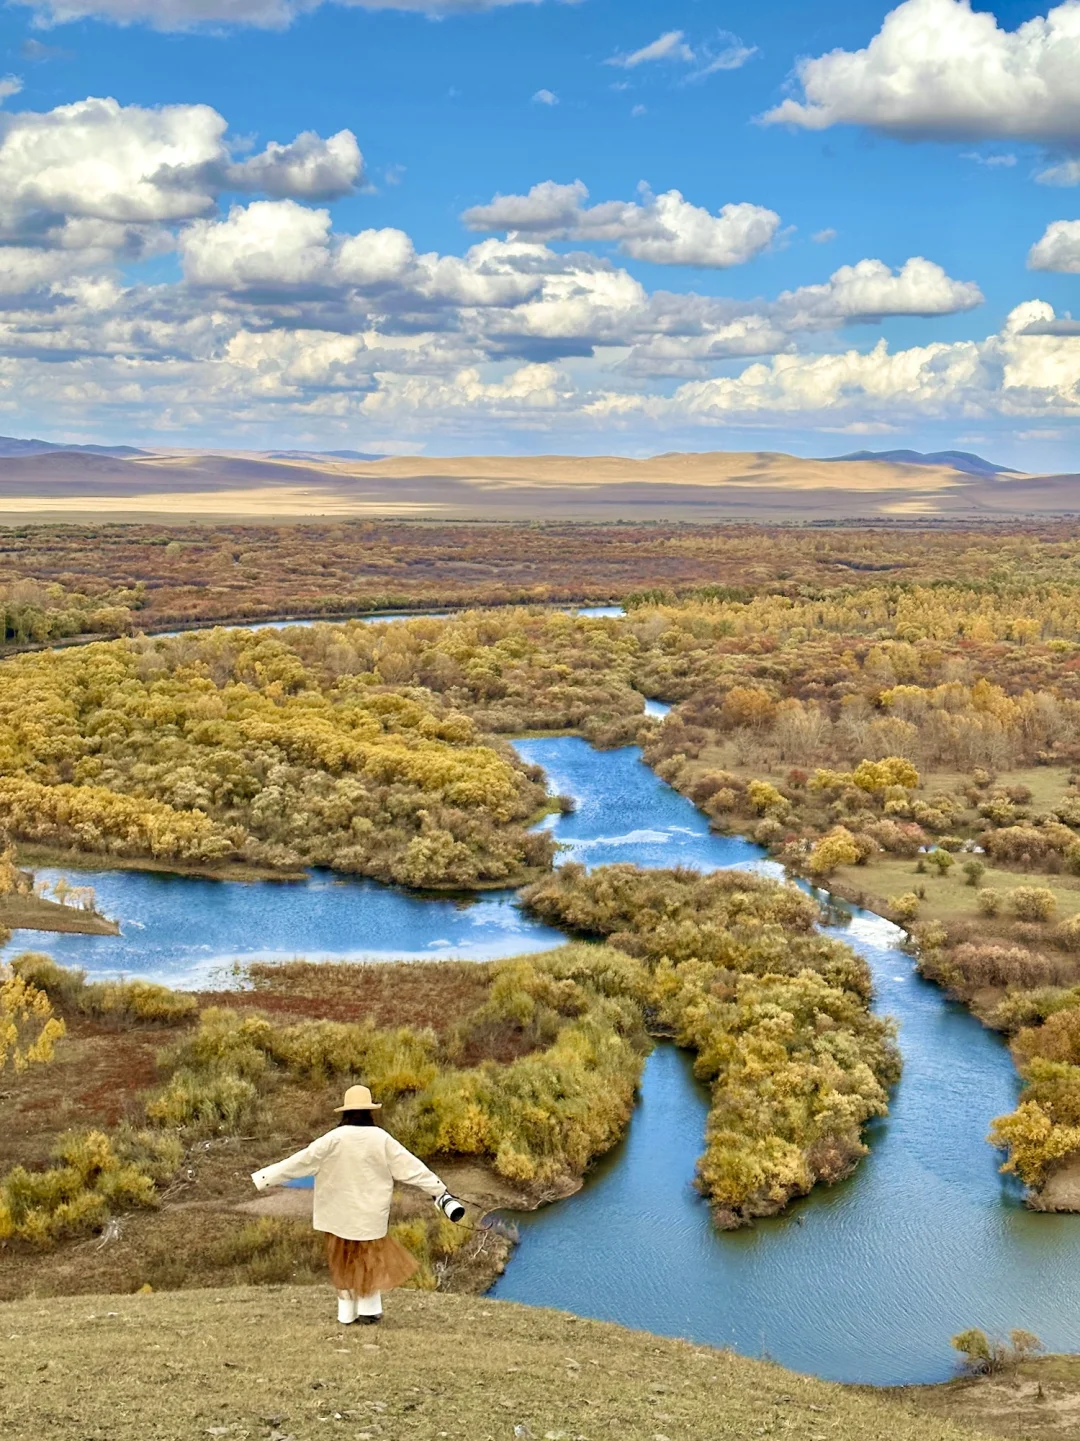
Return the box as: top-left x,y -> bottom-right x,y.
0,964 -> 64,1074
806,826 -> 861,877
951,1328 -> 1044,1375
11,953 -> 197,1025
1057,914 -> 1080,953
887,893 -> 921,924
1010,887 -> 1058,923
989,1098 -> 1080,1187
962,859 -> 986,887
145,1068 -> 263,1136
977,888 -> 1003,917
0,1128 -> 177,1247
927,849 -> 955,877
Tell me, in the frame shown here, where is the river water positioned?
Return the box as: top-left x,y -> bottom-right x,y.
8,729 -> 1080,1382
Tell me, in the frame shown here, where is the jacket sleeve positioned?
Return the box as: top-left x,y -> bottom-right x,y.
251,1133 -> 335,1191
383,1134 -> 446,1199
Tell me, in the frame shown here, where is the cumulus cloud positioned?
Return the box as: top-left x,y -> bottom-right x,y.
462,181 -> 781,268
228,130 -> 362,200
0,96 -> 362,245
762,0 -> 1080,145
775,257 -> 984,328
532,89 -> 558,106
1029,219 -> 1080,272
11,0 -> 549,30
588,301 -> 1080,432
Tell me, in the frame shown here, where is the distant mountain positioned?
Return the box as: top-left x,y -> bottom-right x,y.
827,449 -> 1021,477
0,435 -> 148,459
267,449 -> 387,462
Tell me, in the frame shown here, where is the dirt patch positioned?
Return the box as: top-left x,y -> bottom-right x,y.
0,1019 -> 166,1168
904,1356 -> 1080,1441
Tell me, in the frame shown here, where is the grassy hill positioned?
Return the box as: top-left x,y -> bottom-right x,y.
0,1286 -> 989,1441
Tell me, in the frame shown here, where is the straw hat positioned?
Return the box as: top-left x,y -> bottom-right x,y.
333,1084 -> 382,1112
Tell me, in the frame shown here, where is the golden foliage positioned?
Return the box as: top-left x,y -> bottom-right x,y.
0,965 -> 64,1074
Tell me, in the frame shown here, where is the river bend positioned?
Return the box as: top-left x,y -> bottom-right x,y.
7,730 -> 1080,1382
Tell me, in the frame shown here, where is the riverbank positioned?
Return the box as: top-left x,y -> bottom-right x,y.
900,1353 -> 1080,1440
15,842 -> 309,884
0,1285 -> 987,1441
0,889 -> 119,935
0,946 -> 648,1301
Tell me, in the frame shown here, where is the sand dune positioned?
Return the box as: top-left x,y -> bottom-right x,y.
0,447 -> 1074,521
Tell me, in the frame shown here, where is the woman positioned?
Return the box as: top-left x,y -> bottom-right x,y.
251,1083 -> 464,1326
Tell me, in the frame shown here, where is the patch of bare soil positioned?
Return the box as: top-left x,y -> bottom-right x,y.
904,1358 -> 1080,1441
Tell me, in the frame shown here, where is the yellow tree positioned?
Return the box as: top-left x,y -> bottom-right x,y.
0,965 -> 65,1074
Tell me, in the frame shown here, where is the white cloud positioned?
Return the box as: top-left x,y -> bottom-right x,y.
462,181 -> 781,268
775,257 -> 983,328
1037,158 -> 1080,185
1029,219 -> 1080,272
605,28 -> 756,77
606,31 -> 696,68
0,77 -> 23,103
228,130 -> 362,200
961,152 -> 1017,168
11,0 -> 550,28
762,0 -> 1080,144
0,97 -> 362,245
591,302 -> 1080,431
531,89 -> 559,106
812,228 -> 837,244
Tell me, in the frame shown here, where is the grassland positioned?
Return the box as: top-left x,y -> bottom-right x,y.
0,1285 -> 992,1441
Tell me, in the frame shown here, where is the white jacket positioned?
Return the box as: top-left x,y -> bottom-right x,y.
251,1125 -> 447,1241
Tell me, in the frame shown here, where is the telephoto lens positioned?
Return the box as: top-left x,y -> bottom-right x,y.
434,1192 -> 466,1223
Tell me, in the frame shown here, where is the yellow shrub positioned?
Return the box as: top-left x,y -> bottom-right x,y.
0,965 -> 64,1074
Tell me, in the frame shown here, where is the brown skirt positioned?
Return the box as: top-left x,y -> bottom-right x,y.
326,1233 -> 419,1296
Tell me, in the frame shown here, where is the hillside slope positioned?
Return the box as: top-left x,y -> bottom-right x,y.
0,447 -> 1075,521
0,1286 -> 987,1441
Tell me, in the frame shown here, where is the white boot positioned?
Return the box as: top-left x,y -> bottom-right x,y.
353,1291 -> 382,1324
337,1292 -> 358,1325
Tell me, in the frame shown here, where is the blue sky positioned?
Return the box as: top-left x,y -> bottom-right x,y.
1,0 -> 1080,467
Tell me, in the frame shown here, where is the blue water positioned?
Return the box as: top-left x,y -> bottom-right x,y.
11,732 -> 1080,1382
149,603 -> 621,640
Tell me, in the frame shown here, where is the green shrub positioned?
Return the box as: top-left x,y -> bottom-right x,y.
961,859 -> 986,887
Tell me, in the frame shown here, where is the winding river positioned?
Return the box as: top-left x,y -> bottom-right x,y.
8,685 -> 1080,1381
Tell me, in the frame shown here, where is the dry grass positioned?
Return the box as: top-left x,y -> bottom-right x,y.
0,1285 -> 991,1441
829,855 -> 1080,926
0,890 -> 119,934
235,960 -> 496,1031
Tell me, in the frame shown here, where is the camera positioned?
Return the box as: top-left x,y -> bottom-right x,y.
434,1191 -> 466,1223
